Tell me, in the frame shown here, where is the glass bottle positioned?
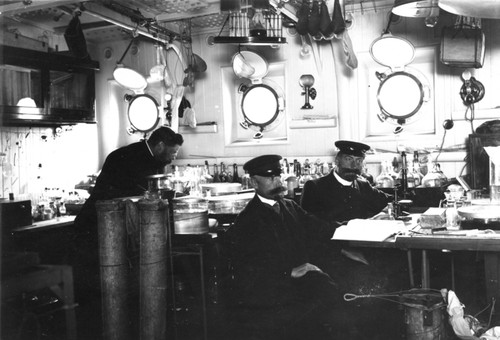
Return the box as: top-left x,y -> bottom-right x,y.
376,161 -> 395,188
241,170 -> 251,190
226,164 -> 233,183
298,163 -> 308,187
390,156 -> 399,184
435,163 -> 448,186
202,164 -> 213,184
232,163 -> 240,183
445,200 -> 459,229
422,162 -> 442,188
293,159 -> 301,179
219,162 -> 228,182
282,158 -> 289,175
59,201 -> 66,216
213,163 -> 220,183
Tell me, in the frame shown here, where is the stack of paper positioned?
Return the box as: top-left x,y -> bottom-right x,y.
331,219 -> 407,242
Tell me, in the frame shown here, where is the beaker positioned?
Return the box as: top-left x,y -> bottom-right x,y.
484,146 -> 500,204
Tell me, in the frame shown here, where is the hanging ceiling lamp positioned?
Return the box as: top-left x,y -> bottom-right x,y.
392,0 -> 439,18
438,0 -> 500,19
113,35 -> 148,92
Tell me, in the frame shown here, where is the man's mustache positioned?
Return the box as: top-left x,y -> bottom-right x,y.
343,169 -> 361,175
270,185 -> 288,195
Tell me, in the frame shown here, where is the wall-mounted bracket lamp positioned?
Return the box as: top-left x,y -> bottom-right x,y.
299,74 -> 316,109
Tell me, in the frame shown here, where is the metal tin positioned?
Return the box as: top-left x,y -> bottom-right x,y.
173,197 -> 209,234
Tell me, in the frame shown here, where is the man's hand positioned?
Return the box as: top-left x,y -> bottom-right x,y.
291,263 -> 323,278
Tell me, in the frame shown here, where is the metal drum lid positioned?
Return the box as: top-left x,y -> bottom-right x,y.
458,205 -> 500,221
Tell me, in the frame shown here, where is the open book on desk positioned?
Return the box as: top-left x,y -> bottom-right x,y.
332,219 -> 407,242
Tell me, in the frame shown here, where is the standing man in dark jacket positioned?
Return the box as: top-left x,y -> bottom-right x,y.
301,140 -> 391,224
227,155 -> 341,340
73,126 -> 183,300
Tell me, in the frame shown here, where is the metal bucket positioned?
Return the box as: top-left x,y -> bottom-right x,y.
173,197 -> 209,234
403,290 -> 446,340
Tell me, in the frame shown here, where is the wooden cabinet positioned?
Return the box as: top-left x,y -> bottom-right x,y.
0,45 -> 99,126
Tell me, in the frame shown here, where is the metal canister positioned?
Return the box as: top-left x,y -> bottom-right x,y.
173,197 -> 209,234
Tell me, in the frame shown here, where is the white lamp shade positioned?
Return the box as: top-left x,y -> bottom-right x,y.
392,0 -> 439,17
113,65 -> 148,92
439,0 -> 500,19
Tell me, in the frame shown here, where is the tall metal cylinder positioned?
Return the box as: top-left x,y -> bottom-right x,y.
96,199 -> 129,340
138,199 -> 169,340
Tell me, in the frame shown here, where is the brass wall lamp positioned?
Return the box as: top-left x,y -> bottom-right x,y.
299,74 -> 316,109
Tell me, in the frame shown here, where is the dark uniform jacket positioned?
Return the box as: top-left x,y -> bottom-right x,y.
228,195 -> 336,308
75,141 -> 167,238
300,171 -> 391,224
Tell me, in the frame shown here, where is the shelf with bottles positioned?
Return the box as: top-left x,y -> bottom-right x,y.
212,9 -> 286,45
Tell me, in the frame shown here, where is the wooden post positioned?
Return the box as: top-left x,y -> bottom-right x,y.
139,199 -> 169,340
96,200 -> 129,340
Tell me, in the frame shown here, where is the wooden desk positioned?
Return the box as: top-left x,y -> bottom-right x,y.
396,233 -> 500,302
11,215 -> 76,233
334,221 -> 500,302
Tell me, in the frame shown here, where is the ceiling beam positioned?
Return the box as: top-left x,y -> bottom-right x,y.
0,0 -> 79,16
155,1 -> 221,23
81,2 -> 182,44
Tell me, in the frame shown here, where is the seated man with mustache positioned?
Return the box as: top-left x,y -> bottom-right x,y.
301,141 -> 408,340
301,140 -> 391,224
226,155 -> 342,340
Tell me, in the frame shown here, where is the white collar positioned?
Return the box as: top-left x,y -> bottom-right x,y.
334,169 -> 353,186
257,194 -> 277,207
145,140 -> 154,157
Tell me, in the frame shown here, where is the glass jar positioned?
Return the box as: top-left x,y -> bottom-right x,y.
376,161 -> 395,188
422,162 -> 446,188
445,201 -> 459,230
